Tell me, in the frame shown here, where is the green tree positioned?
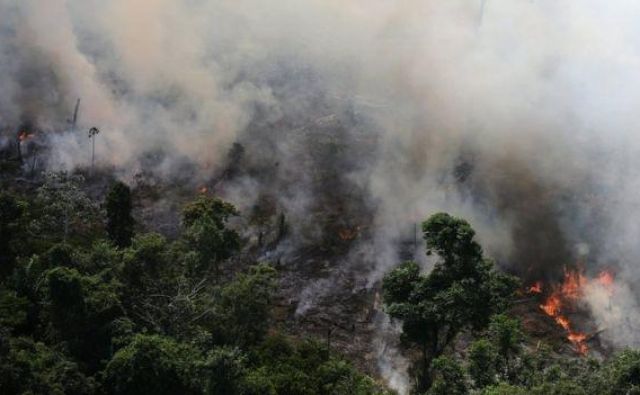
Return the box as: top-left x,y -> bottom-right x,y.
183,195 -> 239,228
0,192 -> 24,278
531,379 -> 586,395
428,356 -> 467,395
103,334 -> 201,395
120,233 -> 214,337
45,267 -> 87,341
468,339 -> 498,388
0,337 -> 95,395
203,347 -> 247,395
382,212 -> 519,392
183,196 -> 240,275
210,263 -> 277,347
482,383 -> 527,395
43,266 -> 122,370
44,243 -> 76,268
251,335 -> 389,395
81,239 -> 122,274
121,233 -> 169,287
508,342 -> 553,388
0,287 -> 29,332
601,350 -> 640,395
488,314 -> 524,380
33,171 -> 98,243
316,359 -> 384,395
240,369 -> 277,395
106,181 -> 135,248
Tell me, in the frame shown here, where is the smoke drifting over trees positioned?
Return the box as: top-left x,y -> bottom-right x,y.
4,0 -> 640,391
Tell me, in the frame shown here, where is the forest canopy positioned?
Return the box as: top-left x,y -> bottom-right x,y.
0,180 -> 390,395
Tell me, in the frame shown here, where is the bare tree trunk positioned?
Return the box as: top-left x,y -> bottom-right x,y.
91,135 -> 95,175
418,338 -> 437,393
71,98 -> 80,132
63,208 -> 69,242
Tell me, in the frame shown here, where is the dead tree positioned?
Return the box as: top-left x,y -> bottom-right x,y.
88,127 -> 100,173
69,98 -> 80,132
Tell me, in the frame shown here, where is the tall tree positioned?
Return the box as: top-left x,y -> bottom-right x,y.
382,212 -> 519,392
428,356 -> 467,395
0,192 -> 24,278
209,263 -> 277,348
103,334 -> 201,395
468,339 -> 498,388
43,266 -> 122,371
488,314 -> 524,380
182,196 -> 240,275
106,181 -> 135,248
34,172 -> 97,243
0,337 -> 95,395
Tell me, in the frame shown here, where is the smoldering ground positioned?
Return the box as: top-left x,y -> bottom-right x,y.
4,0 -> 640,392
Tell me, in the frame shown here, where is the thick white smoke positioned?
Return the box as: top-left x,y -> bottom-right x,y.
4,0 -> 640,391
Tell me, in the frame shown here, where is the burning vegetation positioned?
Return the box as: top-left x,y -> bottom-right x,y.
18,130 -> 34,142
338,225 -> 361,241
5,2 -> 640,394
528,266 -> 615,355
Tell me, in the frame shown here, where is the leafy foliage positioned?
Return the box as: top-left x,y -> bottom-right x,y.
601,350 -> 640,394
183,196 -> 240,275
209,263 -> 276,347
0,287 -> 29,331
428,356 -> 467,395
5,179 -> 640,395
103,334 -> 201,395
0,188 -> 387,395
202,346 -> 247,395
250,335 -> 388,395
381,214 -> 640,395
0,192 -> 24,277
468,338 -> 498,388
42,266 -> 122,370
418,313 -> 640,395
383,212 -> 519,392
0,337 -> 95,395
106,181 -> 135,248
32,172 -> 99,243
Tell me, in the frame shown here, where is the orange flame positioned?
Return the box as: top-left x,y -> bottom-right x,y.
538,267 -> 592,355
527,281 -> 543,294
535,267 -> 615,355
540,294 -> 561,317
199,186 -> 208,194
338,226 -> 360,241
597,270 -> 614,289
555,316 -> 570,331
568,332 -> 587,343
559,269 -> 587,300
18,131 -> 34,142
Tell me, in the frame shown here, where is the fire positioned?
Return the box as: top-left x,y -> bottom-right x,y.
568,332 -> 589,355
527,281 -> 542,294
568,332 -> 587,343
596,270 -> 615,299
556,316 -> 570,331
199,186 -> 208,194
597,270 -> 614,288
535,267 -> 616,355
559,269 -> 587,300
537,267 -> 605,355
338,226 -> 360,241
18,131 -> 34,142
540,294 -> 561,316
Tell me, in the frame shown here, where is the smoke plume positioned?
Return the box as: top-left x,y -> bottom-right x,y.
4,0 -> 640,391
